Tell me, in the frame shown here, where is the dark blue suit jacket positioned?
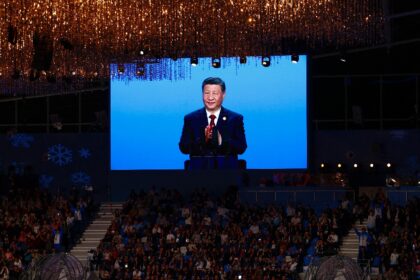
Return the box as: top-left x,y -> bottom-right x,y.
179,107 -> 247,156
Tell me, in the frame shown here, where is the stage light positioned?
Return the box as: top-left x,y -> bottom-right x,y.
239,56 -> 247,64
337,163 -> 342,168
138,45 -> 150,56
262,56 -> 270,67
190,56 -> 198,67
353,163 -> 358,168
212,57 -> 221,68
339,51 -> 347,63
320,163 -> 325,168
117,64 -> 125,75
291,54 -> 299,64
386,163 -> 392,168
386,176 -> 399,188
369,163 -> 374,168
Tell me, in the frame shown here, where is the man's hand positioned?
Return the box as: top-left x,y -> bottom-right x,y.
205,125 -> 213,143
205,126 -> 222,145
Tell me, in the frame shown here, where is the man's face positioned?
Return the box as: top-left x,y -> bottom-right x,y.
203,84 -> 225,112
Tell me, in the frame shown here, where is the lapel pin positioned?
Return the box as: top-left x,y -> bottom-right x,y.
223,116 -> 227,121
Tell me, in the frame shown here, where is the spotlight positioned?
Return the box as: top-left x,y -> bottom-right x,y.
291,54 -> 299,64
262,56 -> 270,67
369,163 -> 374,168
320,163 -> 325,168
386,163 -> 392,168
117,64 -> 125,75
339,51 -> 347,63
239,56 -> 247,64
211,57 -> 221,68
138,46 -> 149,56
386,176 -> 400,188
337,163 -> 342,168
353,163 -> 358,168
190,56 -> 198,67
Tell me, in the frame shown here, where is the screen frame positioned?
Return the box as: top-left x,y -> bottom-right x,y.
109,55 -> 310,171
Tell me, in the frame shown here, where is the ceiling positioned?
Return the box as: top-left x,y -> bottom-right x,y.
0,0 -> 420,99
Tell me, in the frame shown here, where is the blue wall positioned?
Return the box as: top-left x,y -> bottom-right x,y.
1,129 -> 419,202
0,133 -> 108,199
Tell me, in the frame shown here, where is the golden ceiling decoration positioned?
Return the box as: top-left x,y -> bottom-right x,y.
0,0 -> 384,92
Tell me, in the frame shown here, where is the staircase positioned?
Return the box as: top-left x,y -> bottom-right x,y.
70,202 -> 123,265
339,220 -> 367,261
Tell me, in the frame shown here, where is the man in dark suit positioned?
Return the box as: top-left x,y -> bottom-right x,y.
179,77 -> 247,158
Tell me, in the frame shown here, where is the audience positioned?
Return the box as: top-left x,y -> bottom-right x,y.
2,166 -> 420,279
91,186 -> 353,279
0,185 -> 96,279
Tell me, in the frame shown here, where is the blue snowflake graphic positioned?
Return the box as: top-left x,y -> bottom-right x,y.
79,148 -> 91,159
10,133 -> 34,148
39,174 -> 54,188
48,144 -> 72,166
71,171 -> 91,185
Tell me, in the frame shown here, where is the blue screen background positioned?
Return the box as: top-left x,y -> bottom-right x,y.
111,56 -> 307,170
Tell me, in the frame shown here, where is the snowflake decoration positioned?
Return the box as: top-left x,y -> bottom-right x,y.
48,144 -> 72,166
79,148 -> 91,159
71,171 -> 91,185
10,133 -> 34,148
39,174 -> 54,188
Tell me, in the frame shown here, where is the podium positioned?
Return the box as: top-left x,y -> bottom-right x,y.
185,156 -> 246,170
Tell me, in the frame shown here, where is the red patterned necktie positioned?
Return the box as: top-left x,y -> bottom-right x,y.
209,114 -> 216,128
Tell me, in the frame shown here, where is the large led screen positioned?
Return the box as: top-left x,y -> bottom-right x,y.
111,56 -> 307,170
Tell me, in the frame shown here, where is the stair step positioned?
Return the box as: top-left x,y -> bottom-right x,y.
341,249 -> 358,252
69,202 -> 124,265
337,220 -> 367,264
81,238 -> 102,241
71,248 -> 92,252
88,225 -> 110,229
91,221 -> 112,225
82,233 -> 104,239
100,205 -> 123,209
